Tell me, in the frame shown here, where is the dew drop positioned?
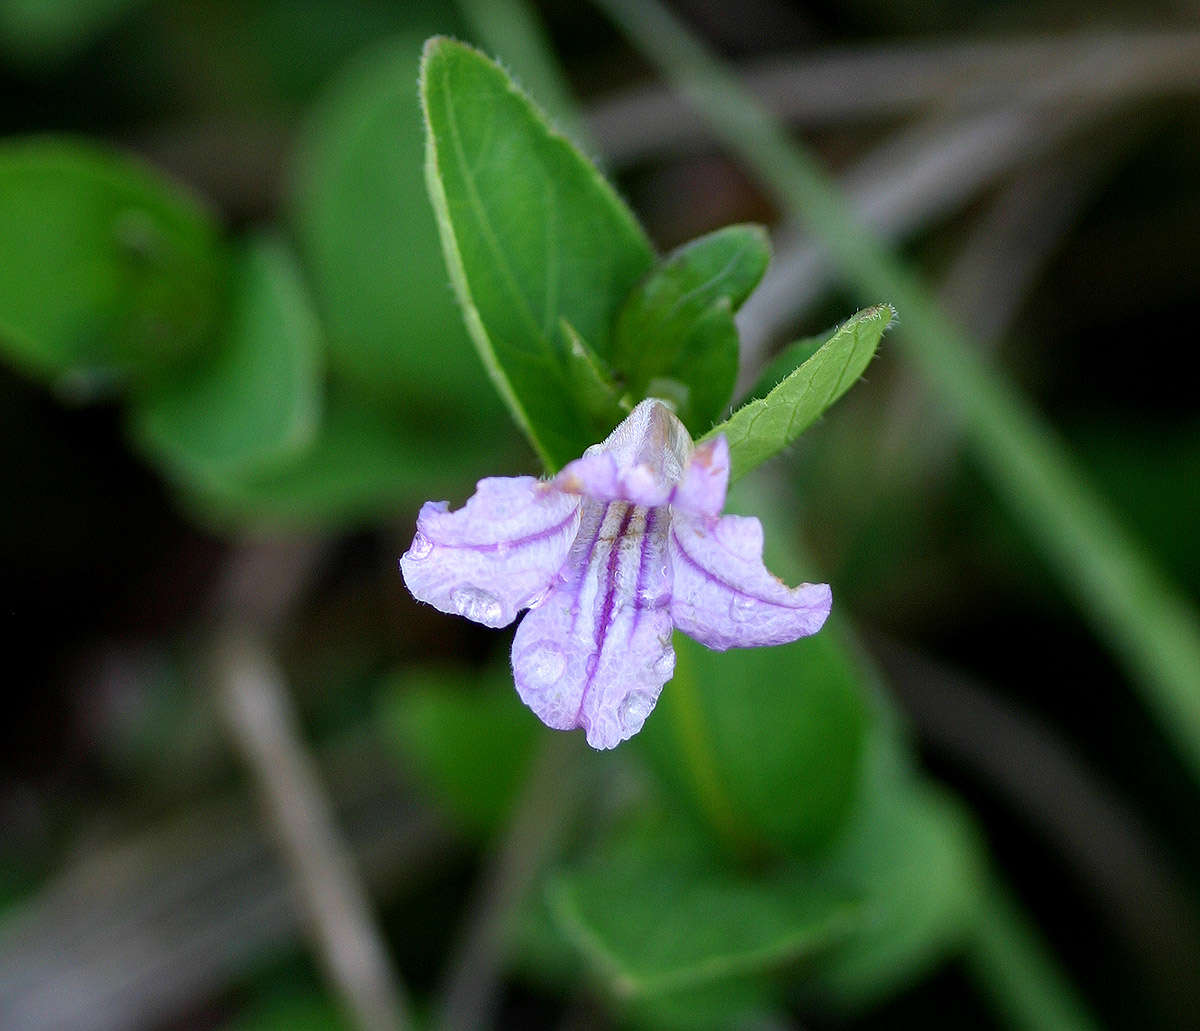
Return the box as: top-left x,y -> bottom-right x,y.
637,581 -> 669,610
525,583 -> 553,609
618,690 -> 655,731
729,595 -> 756,622
523,642 -> 566,685
585,652 -> 599,678
653,650 -> 676,678
451,586 -> 504,624
406,532 -> 433,561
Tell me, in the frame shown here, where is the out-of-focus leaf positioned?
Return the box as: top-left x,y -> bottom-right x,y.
637,629 -> 868,859
291,33 -> 496,412
0,139 -> 226,395
611,224 -> 768,433
810,755 -> 986,1007
0,0 -> 147,65
625,979 -> 776,1031
549,812 -> 860,1000
129,234 -> 322,482
246,0 -> 452,103
636,476 -> 868,858
704,304 -> 894,480
185,383 -> 514,529
380,665 -> 537,835
421,37 -> 655,469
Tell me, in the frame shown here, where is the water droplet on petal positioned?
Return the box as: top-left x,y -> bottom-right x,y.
637,580 -> 670,610
585,652 -> 599,678
618,690 -> 655,731
653,650 -> 675,678
524,642 -> 566,685
407,532 -> 433,561
451,586 -> 504,624
730,595 -> 756,622
525,583 -> 553,609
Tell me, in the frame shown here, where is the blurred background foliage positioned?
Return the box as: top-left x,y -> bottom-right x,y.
1,1 -> 1198,1030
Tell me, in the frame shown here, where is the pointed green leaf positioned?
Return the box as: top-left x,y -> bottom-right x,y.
549,814 -> 860,1000
704,304 -> 894,480
420,36 -> 655,469
611,224 -> 769,433
742,328 -> 827,404
0,139 -> 226,395
129,234 -> 322,483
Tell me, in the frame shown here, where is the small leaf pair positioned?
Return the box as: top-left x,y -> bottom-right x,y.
421,37 -> 891,479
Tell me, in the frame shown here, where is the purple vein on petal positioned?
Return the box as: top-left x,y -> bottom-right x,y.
568,501 -> 611,637
422,506 -> 580,554
630,506 -> 658,633
574,504 -> 635,729
670,525 -> 815,610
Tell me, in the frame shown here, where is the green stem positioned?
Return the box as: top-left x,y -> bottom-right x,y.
594,0 -> 1200,782
966,879 -> 1101,1031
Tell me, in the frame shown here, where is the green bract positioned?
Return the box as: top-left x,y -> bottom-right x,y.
705,304 -> 895,481
611,224 -> 769,435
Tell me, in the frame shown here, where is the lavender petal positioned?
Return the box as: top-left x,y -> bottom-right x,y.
512,499 -> 674,749
400,476 -> 581,628
670,435 -> 730,518
554,399 -> 691,506
669,511 -> 831,650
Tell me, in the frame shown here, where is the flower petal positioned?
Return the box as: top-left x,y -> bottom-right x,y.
554,398 -> 691,506
669,512 -> 831,650
670,434 -> 729,518
400,476 -> 581,628
512,499 -> 675,749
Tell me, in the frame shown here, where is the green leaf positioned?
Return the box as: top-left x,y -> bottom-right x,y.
549,813 -> 860,1001
129,234 -> 322,483
380,664 -> 538,836
811,764 -> 986,1007
291,33 -> 502,415
420,36 -> 656,469
632,480 -> 866,858
703,304 -> 894,481
742,328 -> 828,404
637,631 -> 867,860
611,224 -> 769,434
183,383 -> 515,529
559,318 -> 628,433
625,979 -> 777,1031
0,138 -> 226,395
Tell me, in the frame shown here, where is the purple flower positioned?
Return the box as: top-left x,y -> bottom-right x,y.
400,400 -> 831,749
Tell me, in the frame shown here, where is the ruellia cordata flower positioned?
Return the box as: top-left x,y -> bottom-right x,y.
400,400 -> 831,749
